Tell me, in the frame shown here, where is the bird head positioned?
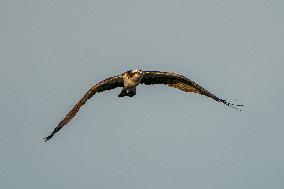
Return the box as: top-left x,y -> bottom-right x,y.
129,69 -> 143,79
131,69 -> 142,74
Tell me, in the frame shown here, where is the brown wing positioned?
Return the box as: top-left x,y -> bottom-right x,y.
141,71 -> 243,110
44,75 -> 124,142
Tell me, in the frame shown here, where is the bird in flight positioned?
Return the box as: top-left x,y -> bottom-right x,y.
44,69 -> 243,141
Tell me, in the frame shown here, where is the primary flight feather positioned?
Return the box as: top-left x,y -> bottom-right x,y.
44,69 -> 243,141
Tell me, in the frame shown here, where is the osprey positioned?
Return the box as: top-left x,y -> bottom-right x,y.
44,69 -> 243,141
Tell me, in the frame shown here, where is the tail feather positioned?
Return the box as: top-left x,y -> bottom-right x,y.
118,88 -> 136,97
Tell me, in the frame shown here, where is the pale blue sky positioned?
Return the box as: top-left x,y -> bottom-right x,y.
0,0 -> 283,188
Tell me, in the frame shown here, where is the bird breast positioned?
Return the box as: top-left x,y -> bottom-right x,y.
123,73 -> 142,88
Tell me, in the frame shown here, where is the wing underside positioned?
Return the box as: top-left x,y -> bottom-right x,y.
141,71 -> 243,110
44,75 -> 123,141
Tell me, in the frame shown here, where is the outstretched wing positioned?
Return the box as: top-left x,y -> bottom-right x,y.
141,71 -> 243,110
45,75 -> 124,142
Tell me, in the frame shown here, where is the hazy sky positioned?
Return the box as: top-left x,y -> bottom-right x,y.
0,0 -> 283,188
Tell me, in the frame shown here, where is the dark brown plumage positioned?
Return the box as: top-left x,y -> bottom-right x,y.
44,75 -> 123,141
44,69 -> 243,142
140,71 -> 242,109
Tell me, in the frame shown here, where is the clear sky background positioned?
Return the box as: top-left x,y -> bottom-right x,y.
0,0 -> 283,188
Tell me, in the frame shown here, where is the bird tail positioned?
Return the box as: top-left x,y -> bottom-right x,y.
118,88 -> 136,97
